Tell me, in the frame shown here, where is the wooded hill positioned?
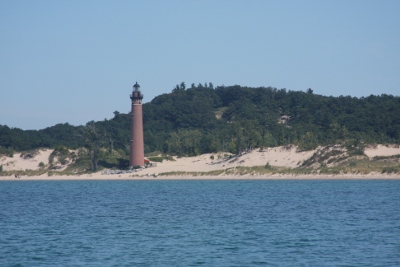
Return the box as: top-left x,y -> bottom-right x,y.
1,83 -> 399,157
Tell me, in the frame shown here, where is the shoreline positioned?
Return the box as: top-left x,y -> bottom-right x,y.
2,145 -> 399,181
2,173 -> 400,181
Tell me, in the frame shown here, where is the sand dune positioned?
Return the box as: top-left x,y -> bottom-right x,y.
1,149 -> 52,172
364,144 -> 400,157
1,145 -> 399,180
137,146 -> 316,176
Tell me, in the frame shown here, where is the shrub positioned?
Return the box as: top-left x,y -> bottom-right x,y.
0,147 -> 14,157
49,146 -> 70,166
265,162 -> 274,170
118,158 -> 129,169
164,155 -> 175,161
382,166 -> 398,174
148,156 -> 164,163
20,150 -> 39,159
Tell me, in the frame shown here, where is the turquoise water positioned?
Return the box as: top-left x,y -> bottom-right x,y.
1,180 -> 399,266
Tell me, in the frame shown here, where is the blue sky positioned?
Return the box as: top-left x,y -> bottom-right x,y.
1,0 -> 399,130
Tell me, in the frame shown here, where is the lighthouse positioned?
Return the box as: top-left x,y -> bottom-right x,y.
130,82 -> 144,167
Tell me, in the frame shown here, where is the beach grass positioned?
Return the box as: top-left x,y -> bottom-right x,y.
1,147 -> 399,178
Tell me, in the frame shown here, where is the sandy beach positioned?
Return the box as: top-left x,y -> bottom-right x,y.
1,145 -> 399,180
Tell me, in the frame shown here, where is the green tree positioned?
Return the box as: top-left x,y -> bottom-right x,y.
298,131 -> 318,151
75,122 -> 105,171
263,131 -> 277,147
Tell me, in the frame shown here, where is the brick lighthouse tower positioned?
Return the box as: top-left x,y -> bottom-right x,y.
130,82 -> 144,167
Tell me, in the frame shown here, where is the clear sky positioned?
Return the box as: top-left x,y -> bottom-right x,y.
1,0 -> 399,130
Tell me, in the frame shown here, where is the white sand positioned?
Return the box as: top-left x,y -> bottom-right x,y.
1,145 -> 399,180
136,146 -> 316,176
364,144 -> 400,158
0,149 -> 52,171
2,172 -> 399,180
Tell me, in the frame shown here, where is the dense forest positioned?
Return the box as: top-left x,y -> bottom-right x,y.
1,83 -> 399,157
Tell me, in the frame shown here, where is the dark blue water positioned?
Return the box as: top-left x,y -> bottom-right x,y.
1,180 -> 399,266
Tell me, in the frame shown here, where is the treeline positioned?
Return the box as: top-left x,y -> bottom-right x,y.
143,83 -> 400,154
1,83 -> 399,156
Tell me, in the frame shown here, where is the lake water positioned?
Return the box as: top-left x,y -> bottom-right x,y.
1,180 -> 399,266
